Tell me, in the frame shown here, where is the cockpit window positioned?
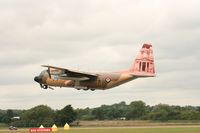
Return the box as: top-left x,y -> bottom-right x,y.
39,70 -> 47,77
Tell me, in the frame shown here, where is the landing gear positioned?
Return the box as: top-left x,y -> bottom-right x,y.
40,84 -> 48,89
76,87 -> 95,91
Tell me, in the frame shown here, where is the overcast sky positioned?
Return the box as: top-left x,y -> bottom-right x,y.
0,0 -> 200,110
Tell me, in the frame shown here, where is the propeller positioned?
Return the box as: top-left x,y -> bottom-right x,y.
47,67 -> 51,78
40,84 -> 43,88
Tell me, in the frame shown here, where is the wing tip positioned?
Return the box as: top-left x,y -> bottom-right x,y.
41,65 -> 47,67
42,65 -> 52,68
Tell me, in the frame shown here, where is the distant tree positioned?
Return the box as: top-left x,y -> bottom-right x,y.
76,108 -> 94,120
109,101 -> 128,119
1,109 -> 14,124
167,106 -> 182,120
14,105 -> 55,127
197,106 -> 200,112
180,106 -> 200,120
56,105 -> 77,126
126,101 -> 146,120
92,107 -> 105,120
0,111 -> 4,123
1,116 -> 10,124
92,104 -> 113,120
7,110 -> 14,119
148,104 -> 170,121
92,102 -> 128,120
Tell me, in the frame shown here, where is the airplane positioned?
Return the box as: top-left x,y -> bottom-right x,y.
34,43 -> 155,91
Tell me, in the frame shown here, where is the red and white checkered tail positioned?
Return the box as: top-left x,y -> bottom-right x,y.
130,43 -> 155,77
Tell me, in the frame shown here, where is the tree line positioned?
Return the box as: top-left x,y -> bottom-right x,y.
1,101 -> 200,127
0,105 -> 76,127
76,101 -> 200,121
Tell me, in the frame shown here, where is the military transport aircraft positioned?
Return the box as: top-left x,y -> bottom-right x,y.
34,44 -> 155,91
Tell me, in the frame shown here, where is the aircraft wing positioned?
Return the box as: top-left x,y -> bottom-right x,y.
42,65 -> 98,81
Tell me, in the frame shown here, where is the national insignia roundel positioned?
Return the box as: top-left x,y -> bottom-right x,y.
105,77 -> 111,83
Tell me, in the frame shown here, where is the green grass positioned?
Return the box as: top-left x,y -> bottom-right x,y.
67,128 -> 200,133
1,127 -> 200,133
0,123 -> 7,127
76,120 -> 200,127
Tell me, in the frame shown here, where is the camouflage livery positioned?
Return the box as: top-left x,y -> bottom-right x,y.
34,44 -> 155,91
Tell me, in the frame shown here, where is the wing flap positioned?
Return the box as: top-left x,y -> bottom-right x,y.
59,76 -> 90,81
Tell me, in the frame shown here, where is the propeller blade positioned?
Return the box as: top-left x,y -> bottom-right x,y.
40,84 -> 43,88
47,67 -> 51,78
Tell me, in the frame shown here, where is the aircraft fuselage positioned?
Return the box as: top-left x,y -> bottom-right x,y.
35,70 -> 137,90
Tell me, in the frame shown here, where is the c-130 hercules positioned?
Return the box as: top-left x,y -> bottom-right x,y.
34,44 -> 155,91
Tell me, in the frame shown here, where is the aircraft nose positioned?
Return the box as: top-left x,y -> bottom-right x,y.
34,76 -> 42,83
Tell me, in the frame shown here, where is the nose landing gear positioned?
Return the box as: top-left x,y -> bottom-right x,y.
40,84 -> 48,89
40,84 -> 54,90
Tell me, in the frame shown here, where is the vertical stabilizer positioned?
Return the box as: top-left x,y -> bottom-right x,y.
130,44 -> 155,77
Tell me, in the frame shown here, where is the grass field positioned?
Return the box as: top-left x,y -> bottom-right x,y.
76,120 -> 200,127
1,126 -> 200,133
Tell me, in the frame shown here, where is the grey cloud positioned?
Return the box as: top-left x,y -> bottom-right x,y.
0,0 -> 200,109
